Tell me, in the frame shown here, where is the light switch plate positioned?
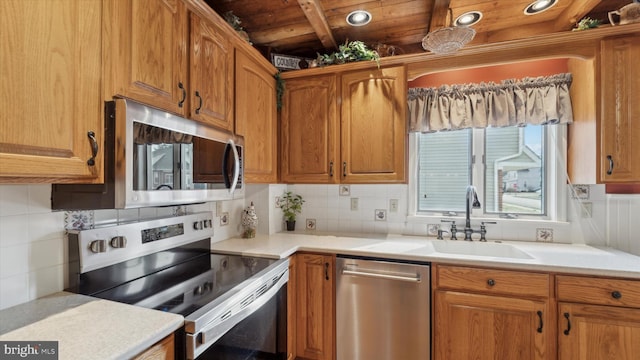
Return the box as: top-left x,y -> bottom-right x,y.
350,198 -> 359,211
581,202 -> 592,218
389,199 -> 399,212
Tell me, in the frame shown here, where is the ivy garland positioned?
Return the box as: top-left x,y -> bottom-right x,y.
275,71 -> 285,111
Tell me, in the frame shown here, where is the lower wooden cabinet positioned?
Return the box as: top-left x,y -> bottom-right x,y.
133,334 -> 175,360
557,275 -> 640,360
433,265 -> 552,360
291,253 -> 335,360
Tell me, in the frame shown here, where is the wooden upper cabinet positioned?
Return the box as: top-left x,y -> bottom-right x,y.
599,35 -> 640,182
0,0 -> 103,182
280,75 -> 339,184
189,12 -> 234,131
104,0 -> 188,116
235,48 -> 277,183
340,66 -> 407,183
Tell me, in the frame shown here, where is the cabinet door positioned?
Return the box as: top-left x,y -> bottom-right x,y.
600,36 -> 640,182
0,0 -> 103,182
281,76 -> 339,184
295,253 -> 335,360
559,302 -> 640,360
340,66 -> 407,183
434,290 -> 551,360
235,49 -> 277,183
190,13 -> 234,131
105,0 -> 188,116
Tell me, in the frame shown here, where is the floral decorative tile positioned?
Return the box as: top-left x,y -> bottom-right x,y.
339,185 -> 350,196
306,218 -> 316,230
173,206 -> 187,216
374,209 -> 387,222
64,210 -> 95,230
220,212 -> 229,226
571,184 -> 590,200
536,228 -> 554,242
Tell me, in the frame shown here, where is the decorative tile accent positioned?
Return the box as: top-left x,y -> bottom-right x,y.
536,228 -> 554,242
64,211 -> 95,230
374,209 -> 387,221
571,184 -> 590,200
339,185 -> 350,196
220,212 -> 229,226
427,224 -> 441,236
173,206 -> 187,216
306,218 -> 316,230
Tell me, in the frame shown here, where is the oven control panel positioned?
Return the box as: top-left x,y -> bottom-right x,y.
69,212 -> 214,273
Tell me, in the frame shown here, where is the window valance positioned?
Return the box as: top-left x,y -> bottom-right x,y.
408,73 -> 574,133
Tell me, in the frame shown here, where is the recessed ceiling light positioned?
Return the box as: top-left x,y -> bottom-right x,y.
455,11 -> 483,26
524,0 -> 558,15
346,10 -> 372,26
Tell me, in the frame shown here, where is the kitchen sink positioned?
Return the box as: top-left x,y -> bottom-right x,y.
432,241 -> 534,259
355,241 -> 432,253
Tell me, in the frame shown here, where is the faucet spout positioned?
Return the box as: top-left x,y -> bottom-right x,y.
465,186 -> 481,238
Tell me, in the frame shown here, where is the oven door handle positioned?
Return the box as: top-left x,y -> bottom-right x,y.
196,271 -> 288,354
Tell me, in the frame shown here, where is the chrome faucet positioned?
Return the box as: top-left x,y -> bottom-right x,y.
464,186 -> 481,241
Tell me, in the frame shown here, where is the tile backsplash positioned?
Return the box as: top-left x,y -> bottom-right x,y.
0,184 -> 242,310
0,183 -> 638,310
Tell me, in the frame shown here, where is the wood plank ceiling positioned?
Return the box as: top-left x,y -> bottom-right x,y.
204,0 -> 630,58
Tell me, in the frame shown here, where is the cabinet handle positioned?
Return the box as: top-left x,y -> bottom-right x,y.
195,91 -> 203,114
325,262 -> 329,281
86,131 -> 98,166
536,310 -> 543,333
487,279 -> 496,286
343,162 -> 347,177
329,161 -> 334,177
563,312 -> 571,335
611,290 -> 622,299
606,155 -> 614,175
178,82 -> 186,108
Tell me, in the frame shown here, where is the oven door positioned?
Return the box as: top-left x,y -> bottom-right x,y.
185,259 -> 289,360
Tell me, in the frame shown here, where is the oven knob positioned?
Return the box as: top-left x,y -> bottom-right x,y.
193,285 -> 204,296
193,221 -> 203,230
203,219 -> 212,229
110,236 -> 127,249
89,240 -> 107,253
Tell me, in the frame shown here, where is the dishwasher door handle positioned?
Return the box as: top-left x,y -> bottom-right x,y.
342,269 -> 421,283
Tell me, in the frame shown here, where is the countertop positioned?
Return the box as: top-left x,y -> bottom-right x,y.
0,292 -> 183,360
211,232 -> 640,279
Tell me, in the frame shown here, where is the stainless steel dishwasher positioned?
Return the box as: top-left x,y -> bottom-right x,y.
336,256 -> 431,360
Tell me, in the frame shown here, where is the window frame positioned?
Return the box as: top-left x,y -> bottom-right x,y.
408,125 -> 568,223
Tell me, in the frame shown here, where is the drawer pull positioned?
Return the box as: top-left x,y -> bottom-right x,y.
611,290 -> 622,299
487,279 -> 496,286
563,312 -> 571,336
536,311 -> 543,333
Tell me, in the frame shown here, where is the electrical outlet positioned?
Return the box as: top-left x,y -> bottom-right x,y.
350,198 -> 359,211
581,202 -> 593,218
216,201 -> 223,216
275,196 -> 281,208
389,199 -> 399,212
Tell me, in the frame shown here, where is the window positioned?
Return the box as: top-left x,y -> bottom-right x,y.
414,125 -> 565,220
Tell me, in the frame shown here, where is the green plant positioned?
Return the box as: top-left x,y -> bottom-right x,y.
316,40 -> 380,67
573,17 -> 602,31
223,11 -> 244,32
275,71 -> 285,111
278,191 -> 304,222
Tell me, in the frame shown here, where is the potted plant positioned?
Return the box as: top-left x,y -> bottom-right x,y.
278,191 -> 305,231
316,40 -> 380,67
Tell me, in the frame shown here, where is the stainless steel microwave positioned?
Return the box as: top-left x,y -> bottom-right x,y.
52,99 -> 244,209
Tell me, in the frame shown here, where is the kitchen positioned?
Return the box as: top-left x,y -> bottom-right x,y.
1,0 -> 640,359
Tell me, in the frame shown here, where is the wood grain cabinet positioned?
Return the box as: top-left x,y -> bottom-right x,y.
235,48 -> 278,183
292,253 -> 335,360
0,0 -> 104,182
133,333 -> 175,360
105,0 -> 234,131
280,66 -> 407,184
557,275 -> 640,360
599,35 -> 640,182
433,265 -> 553,360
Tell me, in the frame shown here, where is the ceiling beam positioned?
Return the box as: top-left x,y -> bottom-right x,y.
296,0 -> 337,49
553,0 -> 603,31
429,0 -> 452,32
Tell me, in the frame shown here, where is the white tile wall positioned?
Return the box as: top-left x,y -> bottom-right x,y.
0,183 -> 637,310
0,184 -> 242,310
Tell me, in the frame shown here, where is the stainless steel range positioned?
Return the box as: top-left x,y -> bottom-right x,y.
67,212 -> 289,360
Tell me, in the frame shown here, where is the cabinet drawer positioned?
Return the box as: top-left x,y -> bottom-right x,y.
435,265 -> 550,298
557,275 -> 640,308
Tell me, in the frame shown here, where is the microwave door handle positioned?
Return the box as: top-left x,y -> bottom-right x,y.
222,143 -> 232,189
222,139 -> 240,194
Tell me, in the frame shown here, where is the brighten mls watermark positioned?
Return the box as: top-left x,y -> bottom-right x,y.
1,341 -> 58,359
